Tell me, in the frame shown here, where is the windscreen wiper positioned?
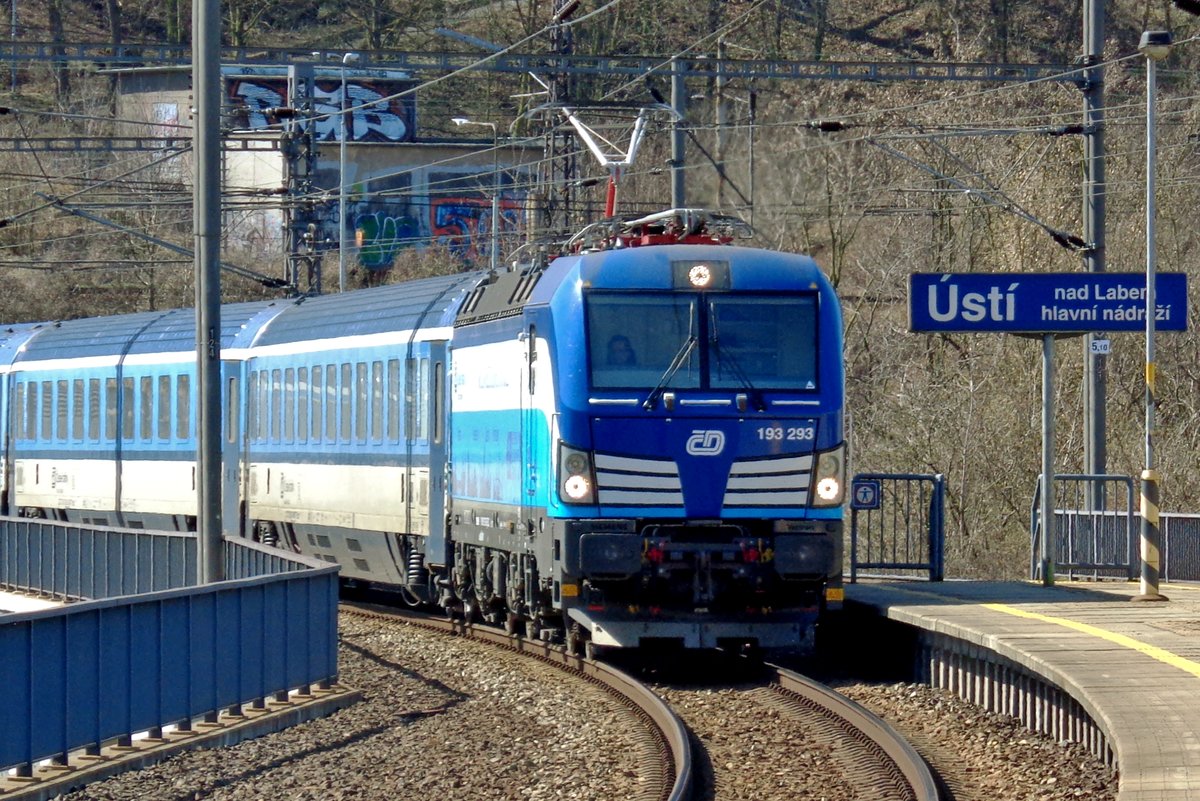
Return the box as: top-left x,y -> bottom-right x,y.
710,331 -> 765,412
643,335 -> 697,410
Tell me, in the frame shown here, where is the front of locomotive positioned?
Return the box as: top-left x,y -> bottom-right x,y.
542,240 -> 845,651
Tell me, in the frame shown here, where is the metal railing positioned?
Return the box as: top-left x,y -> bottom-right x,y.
1030,475 -> 1136,581
0,518 -> 339,777
849,473 -> 945,582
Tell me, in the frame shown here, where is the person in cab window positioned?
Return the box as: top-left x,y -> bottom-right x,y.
607,335 -> 636,365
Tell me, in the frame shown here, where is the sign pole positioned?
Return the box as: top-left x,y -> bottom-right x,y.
1040,334 -> 1055,586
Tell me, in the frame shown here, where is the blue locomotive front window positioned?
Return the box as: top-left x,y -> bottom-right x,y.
588,293 -> 700,389
587,291 -> 819,391
709,294 -> 819,390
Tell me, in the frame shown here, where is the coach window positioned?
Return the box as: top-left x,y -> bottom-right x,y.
387,359 -> 400,443
404,357 -> 416,439
140,376 -> 153,441
158,375 -> 172,440
297,367 -> 308,443
72,379 -> 84,441
104,378 -> 117,441
176,374 -> 190,440
310,366 -> 322,443
72,378 -> 85,441
257,371 -> 269,443
14,383 -> 24,439
284,367 -> 295,444
246,371 -> 258,442
41,380 -> 53,441
25,381 -> 37,440
56,379 -> 68,441
270,369 -> 281,443
88,379 -> 100,442
253,370 -> 265,442
417,358 -> 429,440
355,362 -> 368,443
370,361 -> 383,443
122,377 -> 135,441
340,363 -> 352,443
226,376 -> 239,445
325,365 -> 337,442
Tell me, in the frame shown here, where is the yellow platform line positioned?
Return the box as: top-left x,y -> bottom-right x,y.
981,602 -> 1200,680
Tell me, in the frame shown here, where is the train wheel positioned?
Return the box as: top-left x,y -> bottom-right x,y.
462,597 -> 481,624
527,617 -> 542,642
565,622 -> 584,656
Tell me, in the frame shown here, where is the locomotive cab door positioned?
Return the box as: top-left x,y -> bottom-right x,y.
423,341 -> 450,567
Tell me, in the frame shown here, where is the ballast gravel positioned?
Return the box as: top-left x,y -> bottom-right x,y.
60,613 -> 641,801
58,611 -> 1117,801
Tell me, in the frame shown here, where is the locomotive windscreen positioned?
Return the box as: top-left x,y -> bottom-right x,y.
586,291 -> 819,391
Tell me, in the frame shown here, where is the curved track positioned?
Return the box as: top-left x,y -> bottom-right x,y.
340,602 -> 692,801
770,664 -> 940,801
341,603 -> 939,801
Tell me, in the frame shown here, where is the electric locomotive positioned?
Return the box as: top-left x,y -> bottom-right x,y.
0,209 -> 844,653
447,209 -> 845,652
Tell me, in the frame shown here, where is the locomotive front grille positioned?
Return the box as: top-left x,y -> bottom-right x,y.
594,452 -> 683,507
724,454 -> 813,507
593,451 -> 814,508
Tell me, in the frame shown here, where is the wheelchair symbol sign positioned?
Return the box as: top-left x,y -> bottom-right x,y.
851,479 -> 881,510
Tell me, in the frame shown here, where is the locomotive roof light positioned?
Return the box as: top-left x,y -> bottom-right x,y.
672,259 -> 730,290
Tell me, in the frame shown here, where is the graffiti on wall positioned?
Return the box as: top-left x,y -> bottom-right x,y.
303,165 -> 527,272
430,198 -> 523,263
226,78 -> 416,142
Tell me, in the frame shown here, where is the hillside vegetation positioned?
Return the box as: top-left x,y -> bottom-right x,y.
2,0 -> 1200,578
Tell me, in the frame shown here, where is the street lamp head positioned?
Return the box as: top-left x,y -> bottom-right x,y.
1139,30 -> 1173,61
451,117 -> 471,126
342,52 -> 360,65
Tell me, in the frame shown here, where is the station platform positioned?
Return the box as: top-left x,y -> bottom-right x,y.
845,579 -> 1200,801
0,591 -> 61,613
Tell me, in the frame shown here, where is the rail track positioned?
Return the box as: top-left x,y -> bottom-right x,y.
342,602 -> 939,801
340,601 -> 693,801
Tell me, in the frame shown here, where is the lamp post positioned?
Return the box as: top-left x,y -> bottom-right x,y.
338,52 -> 360,293
452,116 -> 500,272
1136,30 -> 1171,602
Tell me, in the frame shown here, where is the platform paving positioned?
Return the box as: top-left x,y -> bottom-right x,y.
846,579 -> 1200,801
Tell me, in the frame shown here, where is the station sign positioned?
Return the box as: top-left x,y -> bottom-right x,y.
909,272 -> 1188,334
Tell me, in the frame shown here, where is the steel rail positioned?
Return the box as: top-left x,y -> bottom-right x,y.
770,662 -> 941,801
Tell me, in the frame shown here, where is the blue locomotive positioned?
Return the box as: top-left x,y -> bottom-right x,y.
0,209 -> 844,653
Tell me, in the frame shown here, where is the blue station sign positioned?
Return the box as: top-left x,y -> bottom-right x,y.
909,272 -> 1188,334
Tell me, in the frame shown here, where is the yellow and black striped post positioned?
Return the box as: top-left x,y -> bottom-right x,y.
1137,469 -> 1165,600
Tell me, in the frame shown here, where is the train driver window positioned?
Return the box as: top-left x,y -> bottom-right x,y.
587,292 -> 699,390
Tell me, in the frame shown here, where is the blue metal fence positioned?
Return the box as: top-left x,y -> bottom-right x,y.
1161,513 -> 1200,582
1028,476 -> 1200,583
0,519 -> 339,777
849,473 -> 945,582
1029,475 -> 1136,581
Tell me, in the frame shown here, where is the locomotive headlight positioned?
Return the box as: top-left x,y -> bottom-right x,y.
564,474 -> 592,500
812,445 -> 845,507
558,442 -> 596,504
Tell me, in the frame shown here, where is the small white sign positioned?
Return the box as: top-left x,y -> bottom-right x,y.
1090,339 -> 1111,355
